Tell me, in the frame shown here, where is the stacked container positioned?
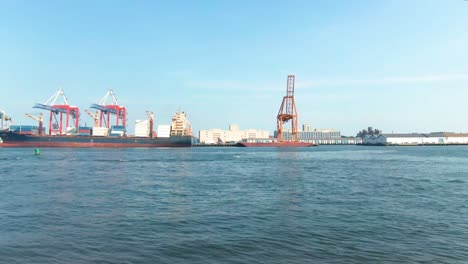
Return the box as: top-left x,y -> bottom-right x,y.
110,125 -> 126,137
92,127 -> 110,137
10,125 -> 40,135
157,125 -> 171,138
134,120 -> 150,137
77,126 -> 92,136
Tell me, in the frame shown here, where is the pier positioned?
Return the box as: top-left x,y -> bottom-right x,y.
192,143 -> 241,147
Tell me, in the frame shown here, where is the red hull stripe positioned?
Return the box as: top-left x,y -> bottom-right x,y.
0,142 -> 189,148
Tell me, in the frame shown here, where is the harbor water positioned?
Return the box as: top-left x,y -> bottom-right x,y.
0,146 -> 467,263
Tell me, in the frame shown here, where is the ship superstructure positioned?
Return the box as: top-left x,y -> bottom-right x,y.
171,111 -> 192,136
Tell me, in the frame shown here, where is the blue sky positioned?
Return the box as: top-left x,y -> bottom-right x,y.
1,0 -> 467,136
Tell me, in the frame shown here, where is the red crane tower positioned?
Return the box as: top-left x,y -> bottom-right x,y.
277,75 -> 298,142
33,88 -> 80,135
90,89 -> 127,128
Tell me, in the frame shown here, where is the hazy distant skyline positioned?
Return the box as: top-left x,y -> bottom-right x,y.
1,0 -> 467,136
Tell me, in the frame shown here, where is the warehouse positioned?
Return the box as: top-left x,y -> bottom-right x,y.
279,128 -> 342,143
279,127 -> 360,145
362,132 -> 468,146
199,124 -> 270,144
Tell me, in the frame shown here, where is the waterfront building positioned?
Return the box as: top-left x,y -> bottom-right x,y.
199,125 -> 270,144
276,128 -> 359,144
362,132 -> 468,145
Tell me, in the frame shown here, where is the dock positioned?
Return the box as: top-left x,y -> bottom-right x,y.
192,143 -> 241,147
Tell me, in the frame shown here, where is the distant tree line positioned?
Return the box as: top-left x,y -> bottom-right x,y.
357,127 -> 382,138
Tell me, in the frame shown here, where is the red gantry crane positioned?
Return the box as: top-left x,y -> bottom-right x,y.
276,75 -> 298,142
33,88 -> 79,135
90,89 -> 126,128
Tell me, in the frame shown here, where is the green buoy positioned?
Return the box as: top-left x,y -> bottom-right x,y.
34,148 -> 40,155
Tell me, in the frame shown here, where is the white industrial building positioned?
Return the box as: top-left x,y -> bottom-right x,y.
362,132 -> 468,145
278,126 -> 361,145
199,124 -> 270,144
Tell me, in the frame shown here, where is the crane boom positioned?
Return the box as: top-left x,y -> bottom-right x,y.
146,111 -> 154,121
84,109 -> 99,127
24,113 -> 43,135
146,111 -> 155,138
25,113 -> 42,122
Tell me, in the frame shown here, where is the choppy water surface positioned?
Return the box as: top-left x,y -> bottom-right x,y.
1,146 -> 467,263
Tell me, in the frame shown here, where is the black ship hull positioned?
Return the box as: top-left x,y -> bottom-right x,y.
0,131 -> 192,148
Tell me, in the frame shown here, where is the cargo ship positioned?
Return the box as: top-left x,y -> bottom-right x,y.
0,130 -> 192,148
0,111 -> 193,148
0,89 -> 193,148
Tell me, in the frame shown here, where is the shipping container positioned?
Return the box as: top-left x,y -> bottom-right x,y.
134,120 -> 150,137
111,125 -> 126,131
157,125 -> 171,138
92,127 -> 110,137
110,131 -> 124,136
10,125 -> 40,133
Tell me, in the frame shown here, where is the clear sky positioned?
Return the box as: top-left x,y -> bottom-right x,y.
1,0 -> 467,136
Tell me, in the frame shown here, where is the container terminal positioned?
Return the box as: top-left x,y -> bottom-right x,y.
0,89 -> 192,148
